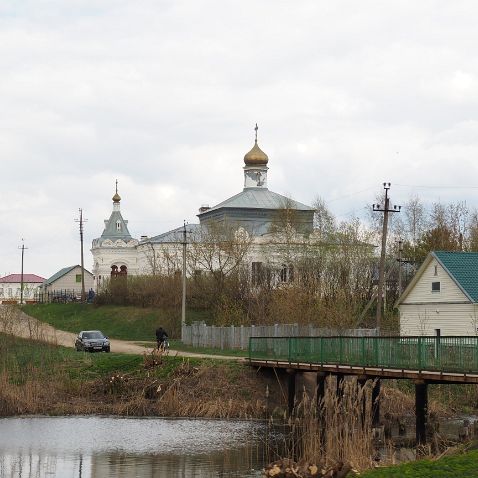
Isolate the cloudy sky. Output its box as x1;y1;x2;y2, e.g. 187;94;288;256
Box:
1;0;478;277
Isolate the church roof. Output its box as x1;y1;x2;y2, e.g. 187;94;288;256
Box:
146;224;202;244
200;188;315;215
99;210;132;242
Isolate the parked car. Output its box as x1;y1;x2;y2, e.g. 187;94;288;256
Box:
75;330;110;352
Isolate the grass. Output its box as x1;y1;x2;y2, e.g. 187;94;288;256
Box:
0;331;209;382
22;303;250;356
22;303;208;341
0;330;263;417
360;449;478;477
169;340;248;357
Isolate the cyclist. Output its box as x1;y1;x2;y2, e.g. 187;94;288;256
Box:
155;326;169;350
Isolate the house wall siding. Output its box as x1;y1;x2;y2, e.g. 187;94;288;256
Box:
399;257;476;336
405;258;468;303
45;267;94;293
400;303;477;335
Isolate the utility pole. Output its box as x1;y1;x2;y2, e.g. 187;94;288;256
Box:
18;239;28;305
373;183;401;330
397;240;403;297
75;209;87;302
181;220;187;328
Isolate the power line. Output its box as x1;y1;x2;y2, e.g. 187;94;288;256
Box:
325;186;377;204
395;183;478;190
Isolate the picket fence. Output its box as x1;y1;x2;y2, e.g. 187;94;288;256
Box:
181;322;378;350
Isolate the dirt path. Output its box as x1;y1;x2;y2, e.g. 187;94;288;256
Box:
4;310;243;361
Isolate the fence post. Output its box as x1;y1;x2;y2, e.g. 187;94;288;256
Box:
240;325;245;350
230;324;234;349
418;336;423;370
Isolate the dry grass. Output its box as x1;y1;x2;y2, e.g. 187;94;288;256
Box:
279;377;375;472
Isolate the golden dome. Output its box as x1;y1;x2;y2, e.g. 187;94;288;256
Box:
244;140;269;166
112;192;121;203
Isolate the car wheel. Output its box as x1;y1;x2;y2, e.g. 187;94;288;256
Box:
104;347;110;353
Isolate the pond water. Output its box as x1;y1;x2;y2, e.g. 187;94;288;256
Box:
0;416;270;478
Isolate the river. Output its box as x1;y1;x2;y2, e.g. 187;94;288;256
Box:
0;416;270;477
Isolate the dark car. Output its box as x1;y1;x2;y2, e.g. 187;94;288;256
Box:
75;330;110;352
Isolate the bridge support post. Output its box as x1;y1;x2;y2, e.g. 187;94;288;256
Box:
286;369;296;417
372;379;381;427
317;372;326;446
415;380;428;445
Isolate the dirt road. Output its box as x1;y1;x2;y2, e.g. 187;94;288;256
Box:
3;310;242;361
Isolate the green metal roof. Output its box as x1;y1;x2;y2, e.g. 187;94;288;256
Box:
44;266;78;285
44;265;92;286
433;251;478;302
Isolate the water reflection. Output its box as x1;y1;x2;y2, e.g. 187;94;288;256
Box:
0;417;267;477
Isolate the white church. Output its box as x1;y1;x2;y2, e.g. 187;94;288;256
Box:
91;132;315;290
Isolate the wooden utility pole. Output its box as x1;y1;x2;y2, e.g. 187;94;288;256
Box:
373;183;401;330
397;240;403;297
75;209;87;302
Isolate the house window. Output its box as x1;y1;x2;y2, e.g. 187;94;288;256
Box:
8;288;12;297
0;288;3;297
432;281;441;292
434;265;438;276
76;274;82;283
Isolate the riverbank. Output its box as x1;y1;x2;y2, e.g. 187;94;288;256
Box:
0;332;270;418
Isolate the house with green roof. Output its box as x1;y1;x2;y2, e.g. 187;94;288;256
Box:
397;251;478;336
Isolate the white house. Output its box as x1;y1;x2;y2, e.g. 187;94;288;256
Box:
43;265;94;297
397;251;478;336
0;274;45;304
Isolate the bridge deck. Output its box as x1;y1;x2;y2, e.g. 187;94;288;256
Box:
249;336;478;384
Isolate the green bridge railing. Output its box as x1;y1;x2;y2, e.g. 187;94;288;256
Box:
248;336;478;374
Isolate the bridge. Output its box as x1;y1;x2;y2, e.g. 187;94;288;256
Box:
248;336;478;445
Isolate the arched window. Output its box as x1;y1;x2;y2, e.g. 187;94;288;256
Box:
116;221;121;231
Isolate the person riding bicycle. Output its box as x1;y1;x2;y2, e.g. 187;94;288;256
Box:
155;326;169;350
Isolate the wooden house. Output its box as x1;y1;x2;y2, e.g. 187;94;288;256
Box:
397;251;478;336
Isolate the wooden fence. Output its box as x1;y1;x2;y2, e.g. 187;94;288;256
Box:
181;322;378;350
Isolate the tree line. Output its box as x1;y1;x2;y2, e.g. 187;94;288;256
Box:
96;194;478;330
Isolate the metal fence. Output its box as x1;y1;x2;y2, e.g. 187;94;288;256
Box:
181;322;378;350
249;336;478;373
34;290;81;304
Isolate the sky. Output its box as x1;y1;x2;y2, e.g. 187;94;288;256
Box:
2;0;478;278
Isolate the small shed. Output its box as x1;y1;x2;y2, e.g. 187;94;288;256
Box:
397;251;478;336
43;265;94;297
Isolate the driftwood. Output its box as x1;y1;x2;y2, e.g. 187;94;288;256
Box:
263;459;353;478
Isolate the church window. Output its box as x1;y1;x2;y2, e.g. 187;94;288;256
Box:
116;221;121;232
252;262;264;285
280;264;294;283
